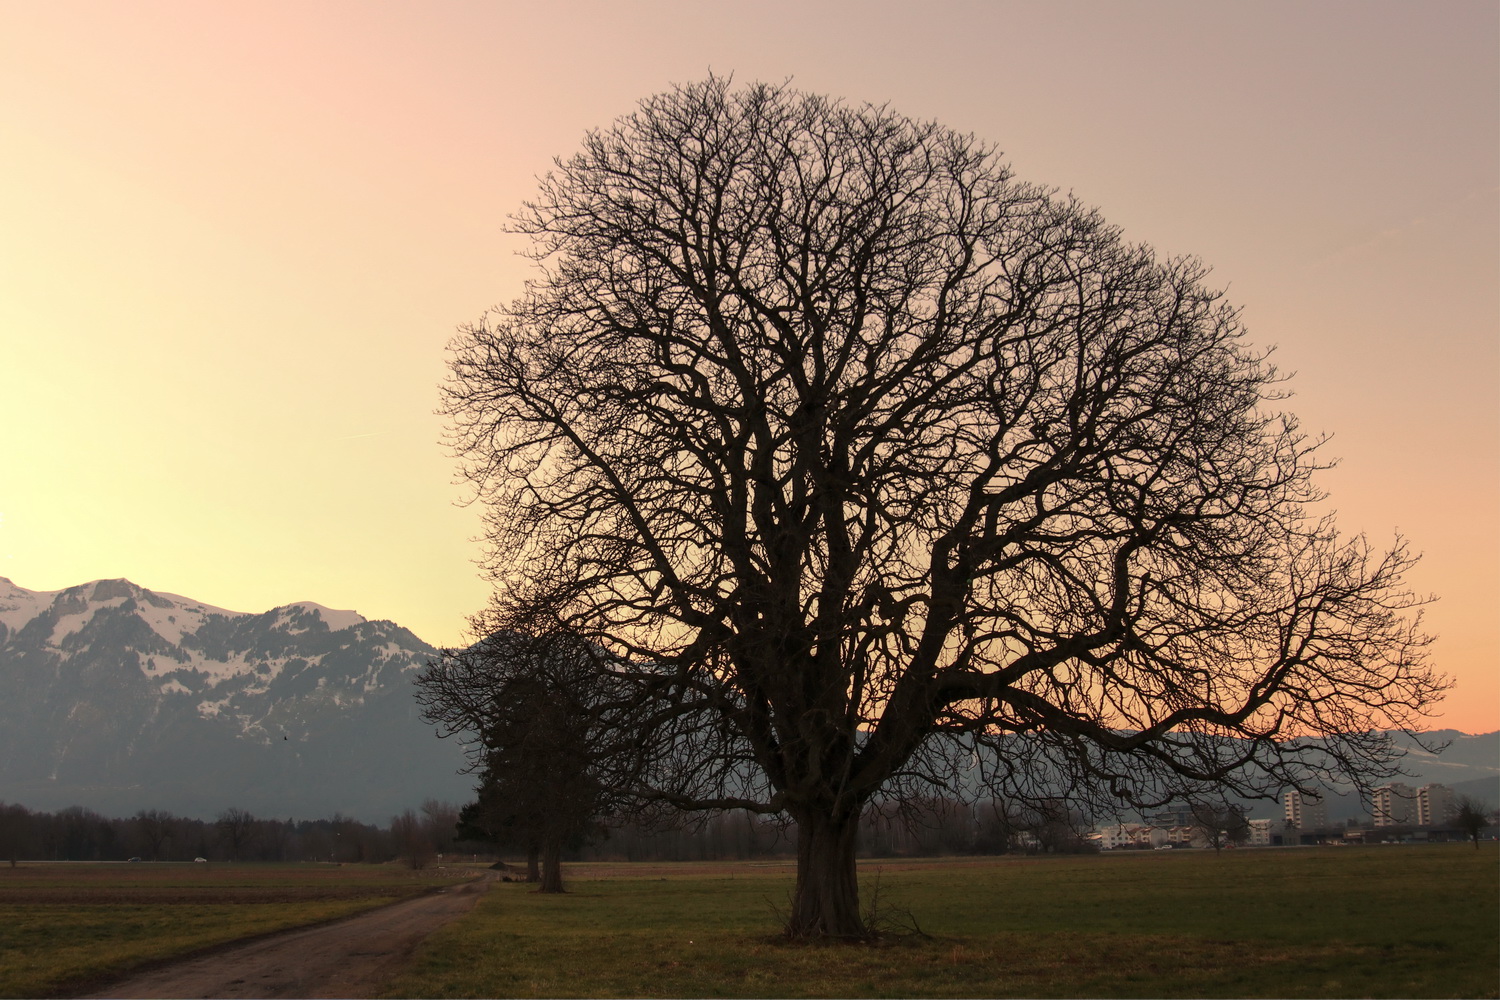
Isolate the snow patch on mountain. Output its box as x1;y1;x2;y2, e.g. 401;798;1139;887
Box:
278;602;366;633
0;577;58;634
50;605;108;644
1;578;251;649
135;592;246;645
158;647;256;684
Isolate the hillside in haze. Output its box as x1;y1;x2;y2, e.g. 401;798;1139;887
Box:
0;578;472;821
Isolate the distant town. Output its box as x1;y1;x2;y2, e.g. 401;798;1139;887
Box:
1093;782;1483;851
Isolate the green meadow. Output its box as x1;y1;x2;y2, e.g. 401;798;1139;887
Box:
1;847;1492;998
0;862;468;998
385;845;1498;999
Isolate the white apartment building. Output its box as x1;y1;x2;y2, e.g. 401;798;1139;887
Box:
1284;790;1329;831
1247;818;1274;846
1165;824;1199;847
1371;782;1418;826
1095;823;1166;850
1417;784;1456;827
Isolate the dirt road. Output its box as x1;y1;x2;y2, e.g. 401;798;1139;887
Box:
81;871;495;999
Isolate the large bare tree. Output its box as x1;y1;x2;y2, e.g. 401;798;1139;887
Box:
441;78;1444;937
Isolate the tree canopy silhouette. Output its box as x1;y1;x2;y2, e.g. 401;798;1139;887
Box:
1452;795;1493;849
441;77;1444;937
416;631;642;892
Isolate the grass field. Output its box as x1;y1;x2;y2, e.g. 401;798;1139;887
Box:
384;845;1498;999
0;862;471;998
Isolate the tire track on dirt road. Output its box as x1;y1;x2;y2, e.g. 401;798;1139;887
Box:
80;870;497;999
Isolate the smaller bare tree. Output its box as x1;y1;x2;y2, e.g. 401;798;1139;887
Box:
417;628;654;893
973;799;1022;855
0;803;32;866
454;797;539;880
215;808;256;861
465;782;548;881
1019;799;1094;854
1452;795;1494;849
133;809;173;861
420;800;461;859
391;809;435;869
1190;801;1250;855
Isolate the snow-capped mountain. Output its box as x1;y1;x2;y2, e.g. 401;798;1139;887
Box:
0;578;472;821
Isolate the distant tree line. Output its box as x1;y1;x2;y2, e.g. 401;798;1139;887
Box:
0;793;1101;866
0;799;468;866
467;795;1098;866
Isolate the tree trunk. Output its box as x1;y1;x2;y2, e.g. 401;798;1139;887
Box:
525;843;540;883
788;809;866;938
538;837;565;893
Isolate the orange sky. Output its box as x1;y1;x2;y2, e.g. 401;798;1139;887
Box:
1;0;1495;733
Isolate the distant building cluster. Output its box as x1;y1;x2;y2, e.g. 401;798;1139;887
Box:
1088;783;1467;851
1090;807;1256;851
1370;782;1456;828
1276;783;1463;845
1283;790;1328;831
1090;815;1276;851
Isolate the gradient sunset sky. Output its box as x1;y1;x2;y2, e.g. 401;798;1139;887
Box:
2;1;1495;733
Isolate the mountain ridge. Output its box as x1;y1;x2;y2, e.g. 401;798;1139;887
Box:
0;577;472;821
